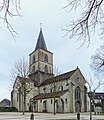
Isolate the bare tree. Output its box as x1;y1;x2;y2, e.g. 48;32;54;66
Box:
86;74;104;120
53;66;62;76
10;58;33;115
16;76;33;115
63;0;104;47
10;58;28;79
90;45;104;77
89;44;104;119
0;0;21;39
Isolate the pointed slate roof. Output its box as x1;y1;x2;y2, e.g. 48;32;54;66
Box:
35;29;47;51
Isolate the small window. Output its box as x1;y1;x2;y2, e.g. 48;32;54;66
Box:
33;66;35;72
44;65;48;73
61;86;63;91
66;80;69;86
44;54;48;62
50;88;52;92
43;87;46;93
33;55;35;63
51;99;52;104
77;77;79;81
40;99;42;103
65;98;67;104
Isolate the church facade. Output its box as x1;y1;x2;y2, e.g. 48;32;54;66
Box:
11;28;88;113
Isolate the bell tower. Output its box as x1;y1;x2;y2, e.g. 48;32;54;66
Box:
29;28;53;84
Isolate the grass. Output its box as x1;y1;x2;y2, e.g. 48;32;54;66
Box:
100;113;104;115
50;118;104;120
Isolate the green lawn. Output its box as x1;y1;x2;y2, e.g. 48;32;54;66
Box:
100;113;104;115
50;119;76;120
50;119;104;120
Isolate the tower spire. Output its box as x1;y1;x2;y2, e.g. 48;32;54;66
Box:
35;26;47;51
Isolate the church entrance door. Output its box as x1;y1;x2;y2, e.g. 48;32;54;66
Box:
75;101;81;112
60;98;64;113
43;100;47;112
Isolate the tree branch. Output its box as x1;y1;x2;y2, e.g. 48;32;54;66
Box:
63;0;104;47
0;0;21;40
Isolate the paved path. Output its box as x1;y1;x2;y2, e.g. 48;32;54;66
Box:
0;112;104;120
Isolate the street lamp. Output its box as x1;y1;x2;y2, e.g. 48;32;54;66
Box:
89;91;93;120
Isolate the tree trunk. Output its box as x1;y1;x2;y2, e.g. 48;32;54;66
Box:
53;97;55;115
90;96;92;120
22;84;25;115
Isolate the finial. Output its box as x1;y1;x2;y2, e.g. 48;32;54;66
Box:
40;22;42;30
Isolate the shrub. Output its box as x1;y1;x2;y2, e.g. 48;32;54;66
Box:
0;107;18;112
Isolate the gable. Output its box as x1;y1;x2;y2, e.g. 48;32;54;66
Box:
70;67;86;86
40;68;77;86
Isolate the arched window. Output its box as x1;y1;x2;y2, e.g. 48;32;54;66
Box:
33;66;35;72
75;86;81;100
44;54;48;62
50;88;52;92
44;65;48;73
33;55;35;63
61;86;63;91
65;98;67;104
43;101;47;112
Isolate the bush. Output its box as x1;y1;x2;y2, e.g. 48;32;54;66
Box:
0;107;18;112
95;102;102;107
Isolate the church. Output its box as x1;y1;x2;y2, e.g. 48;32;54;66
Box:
11;28;88;113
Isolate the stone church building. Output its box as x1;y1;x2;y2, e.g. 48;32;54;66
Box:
11;28;88;113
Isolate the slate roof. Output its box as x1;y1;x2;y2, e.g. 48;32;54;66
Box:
16;68;79;87
40;68;77;86
94;93;104;99
35;29;47;51
34;90;68;100
0;99;11;107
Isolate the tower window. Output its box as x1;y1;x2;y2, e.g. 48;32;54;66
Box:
33;66;35;73
61;86;63;91
40;51;44;61
44;65;48;73
33;55;35;63
77;77;79;81
44;54;48;62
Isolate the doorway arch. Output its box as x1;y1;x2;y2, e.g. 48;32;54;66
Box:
43;100;47;112
60;98;64;113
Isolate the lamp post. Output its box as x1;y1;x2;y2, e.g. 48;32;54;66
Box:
32;98;34;112
89;91;92;120
77;100;81;120
53;81;56;115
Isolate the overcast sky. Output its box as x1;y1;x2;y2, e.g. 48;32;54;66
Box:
0;0;103;101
